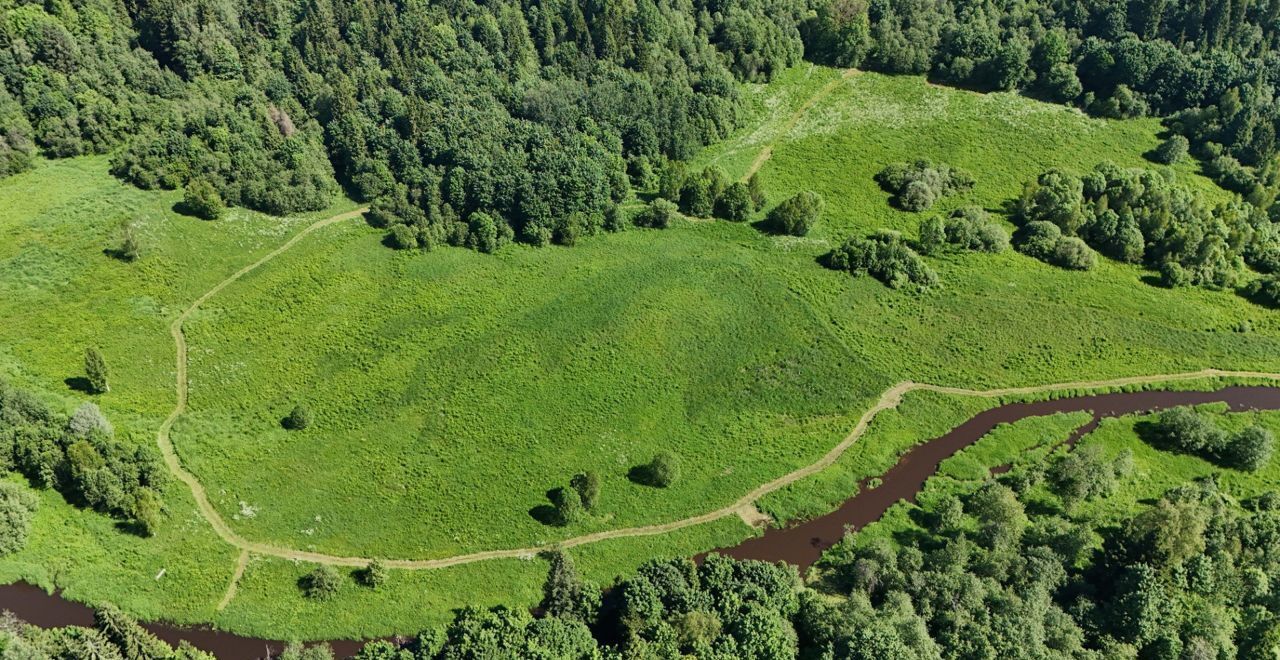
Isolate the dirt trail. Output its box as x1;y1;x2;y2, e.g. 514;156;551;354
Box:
216;550;249;611
741;68;858;182
155;208;1280;572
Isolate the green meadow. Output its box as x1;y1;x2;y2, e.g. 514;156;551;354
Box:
2;66;1280;639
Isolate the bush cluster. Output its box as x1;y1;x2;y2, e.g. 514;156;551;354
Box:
1149;407;1274;471
875;160;974;212
827;230;939;289
917;207;1009;255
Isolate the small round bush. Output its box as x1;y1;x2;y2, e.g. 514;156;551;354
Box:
1152;135;1189;165
1013;221;1062;261
715;182;753;222
571;471;601;511
300;565;341;600
635;199;678;229
358;559;388;589
182;180;225;220
549;485;583;525
768;191;823;236
283;405;312;431
1161;261;1190;288
1225;426;1274;472
646;452;680;488
1051;237;1097;270
899;180;937;212
388;223;418;250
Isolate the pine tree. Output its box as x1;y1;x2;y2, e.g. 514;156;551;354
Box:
85;347;110;394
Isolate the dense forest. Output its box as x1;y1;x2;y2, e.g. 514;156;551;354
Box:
5;0;1280;252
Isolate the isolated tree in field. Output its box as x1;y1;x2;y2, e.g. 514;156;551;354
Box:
182;180;225;220
1152;135;1189;164
358;559;388;589
715;182;752;221
636;452;680;488
549;486;583;525
768;191;823;236
132;487;161;537
0;481;38;555
283;405;312;431
301;565;341;600
84;347;109;394
570;471;600;511
1150;407;1227;454
114;219;141;262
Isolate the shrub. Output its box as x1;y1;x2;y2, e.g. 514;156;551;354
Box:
283;405;312;431
747;173;767;210
1013;221;1062;261
827;231;939;289
917;216;946;256
84;347;110;395
68;402;113;439
1150;407;1227;454
114;220;141;262
1246;275;1280;307
1152;135;1189;164
941;207;1008;253
637;452;680;488
1223;427;1274;472
1050;237;1097;270
549;486;583;525
132;487;162;537
358;559;388;589
634;199;678;229
387;224;419;250
876;160;974;212
715;182;752;221
570;471;600;511
767;191;823;236
182;180;225;220
0;482;38;555
301;565;342;600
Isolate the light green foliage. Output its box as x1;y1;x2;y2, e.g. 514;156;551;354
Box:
767;190;823;235
0;481;38;556
181;181;224;221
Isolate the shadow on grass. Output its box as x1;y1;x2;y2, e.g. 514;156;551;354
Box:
64;377;93;394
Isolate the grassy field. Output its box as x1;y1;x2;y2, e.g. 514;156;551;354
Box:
1;65;1280;640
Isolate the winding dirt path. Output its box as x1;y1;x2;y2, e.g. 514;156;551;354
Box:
741;68;858;182
155;208;1280;572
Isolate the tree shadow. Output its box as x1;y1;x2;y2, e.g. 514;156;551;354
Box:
627;464;663;488
101;247;133;262
529;504;560;526
1239;284;1279;309
64;377;93;394
114;519;150;538
1139;274;1166;288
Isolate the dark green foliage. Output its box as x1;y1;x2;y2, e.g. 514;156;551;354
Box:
548;486;583;526
539;550;600;624
570;472;600;511
635;452;680;488
923;207;1009;254
827;231;938;289
358;560;388;589
94;603;173;660
1047;444;1131;509
875;160;974;212
0;380;163;534
283;405;312;431
181;181;224;221
132;488;162;538
747;172;768;211
1146;407;1273;471
1223;426;1275;472
634;199;679;230
767;190;823;236
84;347;109;395
1152;135;1190;164
1246;275;1280;307
0;481;37;556
715;182;753;222
1051;236;1097;271
1015;163;1270;287
300;565;341;601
